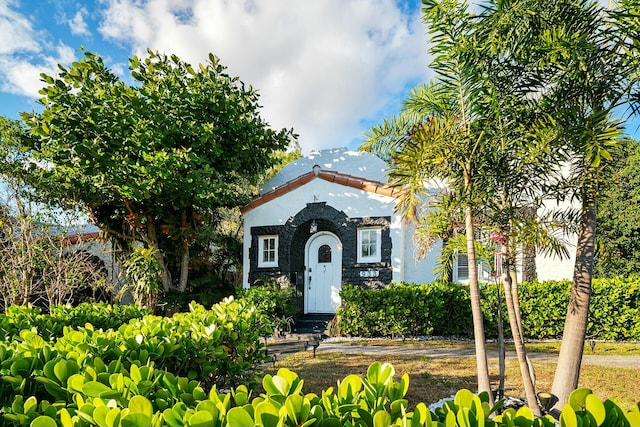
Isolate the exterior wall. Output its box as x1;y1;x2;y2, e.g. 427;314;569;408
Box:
243;178;430;290
516;199;577;282
396;221;440;284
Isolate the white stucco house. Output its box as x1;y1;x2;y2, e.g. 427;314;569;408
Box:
241;148;574;315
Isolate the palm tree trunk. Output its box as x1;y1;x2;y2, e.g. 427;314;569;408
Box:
496;281;506;400
465;205;494;406
550;192;596;416
501;240;541;416
521;243;537;283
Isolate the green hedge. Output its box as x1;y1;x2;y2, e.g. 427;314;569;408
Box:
337;277;640;340
236;282;299;336
337;283;473;338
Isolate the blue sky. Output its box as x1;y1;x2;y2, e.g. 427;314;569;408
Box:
1;1;637;155
0;0;431;154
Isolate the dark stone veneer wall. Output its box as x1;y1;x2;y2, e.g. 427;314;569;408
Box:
248;203;393;306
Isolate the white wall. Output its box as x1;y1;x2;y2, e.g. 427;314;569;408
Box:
243;177;437;287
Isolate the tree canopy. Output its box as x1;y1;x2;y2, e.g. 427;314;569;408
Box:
21;50;296;292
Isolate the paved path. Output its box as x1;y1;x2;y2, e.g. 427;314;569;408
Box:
314;343;640;369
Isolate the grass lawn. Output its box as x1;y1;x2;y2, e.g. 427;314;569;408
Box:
329;338;640;355
264;348;640;411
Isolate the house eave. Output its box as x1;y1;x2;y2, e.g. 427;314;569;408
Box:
240;169;403;214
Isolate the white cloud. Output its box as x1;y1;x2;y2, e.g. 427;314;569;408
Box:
98;0;431;152
68;7;91;36
0;44;77;98
0;0;41;54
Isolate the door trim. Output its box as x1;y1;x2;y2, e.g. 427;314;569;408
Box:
304;231;342;314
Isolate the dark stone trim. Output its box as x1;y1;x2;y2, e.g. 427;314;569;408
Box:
247;203;394;309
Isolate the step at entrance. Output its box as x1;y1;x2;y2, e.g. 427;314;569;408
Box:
294;314;334;335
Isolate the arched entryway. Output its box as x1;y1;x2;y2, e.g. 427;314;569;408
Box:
305;231;342;314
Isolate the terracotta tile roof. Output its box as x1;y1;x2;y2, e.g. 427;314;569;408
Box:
241;169;403;214
62;231;101;245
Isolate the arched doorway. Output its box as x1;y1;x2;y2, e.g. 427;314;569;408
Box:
305;231;342;313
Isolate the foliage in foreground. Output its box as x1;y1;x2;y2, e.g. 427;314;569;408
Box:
0;299;270;414
336;278;640;340
0;303;150;341
2;360;639;427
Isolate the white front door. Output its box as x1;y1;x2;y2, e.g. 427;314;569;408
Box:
305;232;342;314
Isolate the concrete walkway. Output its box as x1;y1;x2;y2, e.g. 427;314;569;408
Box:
314;342;640;369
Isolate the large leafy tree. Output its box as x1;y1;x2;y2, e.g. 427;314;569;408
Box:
22;50;295;293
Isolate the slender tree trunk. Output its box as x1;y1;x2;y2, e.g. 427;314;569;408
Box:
178;210;190;293
146;216;172;291
501;240;541;416
465;205;494;407
521;243;537;283
521;206;538;283
550;193;596;416
496;281;505;401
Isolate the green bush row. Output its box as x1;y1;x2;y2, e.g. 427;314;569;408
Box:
0;303;151;341
2;360;639;427
0;298;270;413
336;277;640;340
337;283;473;338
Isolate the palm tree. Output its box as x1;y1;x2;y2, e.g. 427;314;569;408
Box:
491;0;640;412
365;0;604;413
363;0;502;402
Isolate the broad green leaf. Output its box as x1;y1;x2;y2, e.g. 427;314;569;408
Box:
187;410;214;427
163;408;184;427
128;395;153;416
585;394;606;426
82;381;112;397
411;402;432;427
457;407;472;427
569;388;592;412
373;410;392;427
29;416;57;427
121;413;152;427
338;375;363;400
514;405;534;427
93;405;110;427
455;389;475;409
560;404;578;427
367;362;395;387
24;396;38;414
254;400;280;427
226;407;254;427
130;364;141;383
59;408;74;427
195;400;219;419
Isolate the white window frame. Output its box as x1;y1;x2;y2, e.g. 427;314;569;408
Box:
357;228;382;263
453;252;469;283
258;235;278;268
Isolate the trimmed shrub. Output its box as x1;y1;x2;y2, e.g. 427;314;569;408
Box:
337;283;473;338
337;278;640;340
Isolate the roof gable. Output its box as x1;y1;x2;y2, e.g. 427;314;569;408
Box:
241;168;402;214
260;147;388;195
